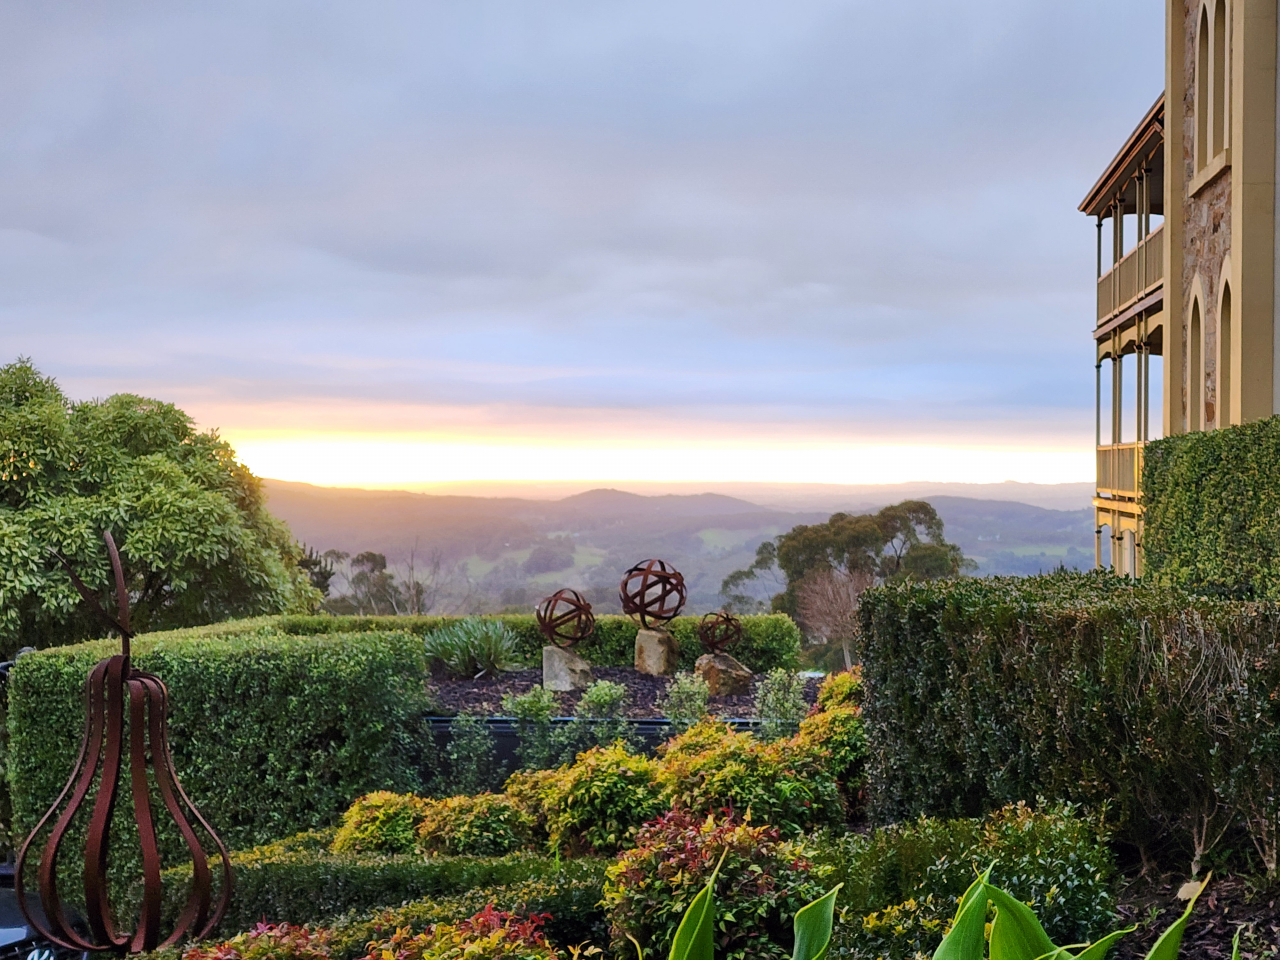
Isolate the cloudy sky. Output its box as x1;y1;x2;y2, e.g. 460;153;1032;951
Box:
0;1;1163;487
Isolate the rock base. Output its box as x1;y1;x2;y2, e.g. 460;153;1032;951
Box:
695;652;753;696
634;628;680;676
542;645;593;692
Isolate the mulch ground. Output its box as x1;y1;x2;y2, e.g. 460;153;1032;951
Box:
425;666;820;719
1113;874;1279;960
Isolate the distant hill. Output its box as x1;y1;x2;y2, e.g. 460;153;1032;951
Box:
264;480;1097;613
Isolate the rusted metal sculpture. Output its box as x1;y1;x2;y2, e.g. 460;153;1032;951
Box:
619;559;687;628
697;611;743;655
17;531;232;954
535;589;596;648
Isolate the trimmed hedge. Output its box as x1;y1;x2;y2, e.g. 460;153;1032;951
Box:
9;626;433;863
273;612;802;673
155;829;567;937
1144;416;1280;597
858;571;1280;873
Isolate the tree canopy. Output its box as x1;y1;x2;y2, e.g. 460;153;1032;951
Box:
0;359;320;655
720;500;971;616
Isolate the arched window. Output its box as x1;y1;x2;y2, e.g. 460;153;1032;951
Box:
1213;0;1228;156
1197;6;1211;169
1219;282;1232;426
1190;299;1203;431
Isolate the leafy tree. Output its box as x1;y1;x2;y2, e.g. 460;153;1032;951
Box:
721;500;971;616
0;358;320;655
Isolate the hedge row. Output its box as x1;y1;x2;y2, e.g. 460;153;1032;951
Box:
151;829;580;937
858;571;1280;873
1143;415;1280;597
273;612;802;673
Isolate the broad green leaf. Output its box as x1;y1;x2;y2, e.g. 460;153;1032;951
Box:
933;876;991;960
1230;927;1240;960
1068;925;1135;960
988;885;1057;960
792;884;843;960
1144;876;1208;960
669;851;727;960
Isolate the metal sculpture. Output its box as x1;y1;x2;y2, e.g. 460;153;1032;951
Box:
697;611;743;655
535;589;596;648
17;531;232;954
619;559;687;628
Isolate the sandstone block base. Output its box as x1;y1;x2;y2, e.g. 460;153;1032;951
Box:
634;628;679;676
695;652;753;696
543;645;593;692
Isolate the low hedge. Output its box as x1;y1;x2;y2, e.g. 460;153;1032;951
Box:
1143;415;1280;597
155;829;566;937
274;612;802;673
858;570;1280;873
9;626;433;868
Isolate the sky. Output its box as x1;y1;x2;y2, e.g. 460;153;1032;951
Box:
0;1;1164;487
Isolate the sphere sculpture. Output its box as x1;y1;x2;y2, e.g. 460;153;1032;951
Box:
698;611;743;655
17;531;231;953
619;559;687;628
536;588;596;648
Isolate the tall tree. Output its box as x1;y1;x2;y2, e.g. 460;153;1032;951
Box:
0;359;320;655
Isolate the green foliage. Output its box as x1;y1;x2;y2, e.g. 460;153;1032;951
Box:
553;679;635;761
417;794;535;857
502;687;560;771
182;923;334;960
819;802;1116;960
0;358;319;657
157;829;560;938
332;791;428;855
795;707;865;801
656;721;843;836
753;670;808;741
272;612;802;673
426;618;524;679
326;859;610;960
1143;416;1280;597
603;809;830;960
815;669;862;711
657;672;710;734
9;628;432;865
536;743;665;855
356;906;560;960
447;713;505;795
721;501;969;616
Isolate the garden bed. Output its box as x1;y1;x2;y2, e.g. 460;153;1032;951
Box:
1113;875;1279;960
426;666;821;718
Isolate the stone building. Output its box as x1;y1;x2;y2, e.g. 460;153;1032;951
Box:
1081;0;1278;575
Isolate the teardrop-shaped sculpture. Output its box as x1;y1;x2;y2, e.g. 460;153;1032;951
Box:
16;531;232;953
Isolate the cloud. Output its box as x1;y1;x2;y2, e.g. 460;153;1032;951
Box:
0;0;1164;481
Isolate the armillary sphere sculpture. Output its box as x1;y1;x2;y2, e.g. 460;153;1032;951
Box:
698;611;743;655
619;559;687;628
535;589;596;648
16;531;232;954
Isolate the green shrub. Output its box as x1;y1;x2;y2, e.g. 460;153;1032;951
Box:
816;668;862;711
656;672;709;733
656;721;843;836
502;688;559;771
417;794;534;857
9;628;432;869
332;791;429;855
182;922;333;960
552;680;633;761
446;713;504;795
327;859;610;960
795;706;865;800
858;570;1280;874
603;809;829;960
819;802;1117;960
538;743;664;855
753;669;808;740
425;619;523;678
1143;415;1280;597
356;906;560;960
156;831;563;937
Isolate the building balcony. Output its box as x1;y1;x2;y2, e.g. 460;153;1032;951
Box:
1097;225;1163;324
1096;442;1143;499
